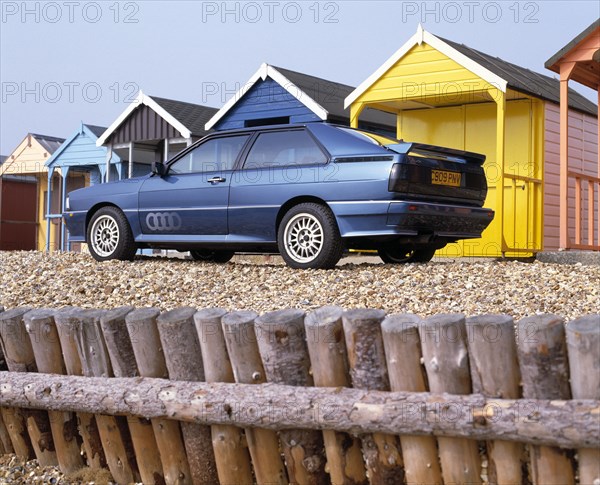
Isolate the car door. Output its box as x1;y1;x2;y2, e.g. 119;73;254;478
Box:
138;134;250;236
229;128;329;241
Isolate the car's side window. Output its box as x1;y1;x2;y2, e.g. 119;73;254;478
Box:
243;130;327;169
169;135;250;175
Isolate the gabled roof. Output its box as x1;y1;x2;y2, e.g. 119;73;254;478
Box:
151;97;218;137
345;25;507;109
545;19;600;70
205;63;395;130
30;133;65;154
443;37;597;116
273;66;396;126
85;124;108;138
96;91;218;146
345;25;597;117
46;123;120;168
1;133;66;176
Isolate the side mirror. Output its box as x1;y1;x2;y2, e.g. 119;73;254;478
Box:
152;161;167;177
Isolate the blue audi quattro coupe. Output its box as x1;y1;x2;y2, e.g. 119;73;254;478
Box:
64;123;494;269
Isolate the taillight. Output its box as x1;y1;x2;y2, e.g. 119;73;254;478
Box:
388;163;410;193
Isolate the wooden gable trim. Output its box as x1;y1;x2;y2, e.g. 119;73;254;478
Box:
96;91;192;147
205;63;329;130
344;24;508;109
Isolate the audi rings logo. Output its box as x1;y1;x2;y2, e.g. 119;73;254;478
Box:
146;212;182;232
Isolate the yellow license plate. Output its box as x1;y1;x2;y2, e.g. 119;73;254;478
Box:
431;169;461;187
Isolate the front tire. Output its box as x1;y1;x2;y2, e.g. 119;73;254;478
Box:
87;206;137;262
378;245;436;264
278;203;343;269
190;249;235;263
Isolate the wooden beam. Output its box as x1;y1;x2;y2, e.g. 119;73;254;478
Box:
349;103;365;129
1;373;598;450
128;142;134;179
559;63;577;250
492;89;507;255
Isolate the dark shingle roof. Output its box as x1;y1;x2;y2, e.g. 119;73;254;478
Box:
31;133;65;154
151;96;219;136
545;20;600;70
273;66;396;127
84;124;107;138
441;37;597;116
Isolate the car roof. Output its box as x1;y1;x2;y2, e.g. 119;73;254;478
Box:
197;123;395;158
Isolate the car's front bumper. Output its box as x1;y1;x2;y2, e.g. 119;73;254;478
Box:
63;211;86;242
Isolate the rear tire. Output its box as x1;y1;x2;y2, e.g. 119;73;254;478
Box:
378;245;436;264
190;249;235;263
278;203;343;269
87;206;137;262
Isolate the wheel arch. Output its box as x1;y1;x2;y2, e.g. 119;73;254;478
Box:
85;202;122;235
275;196;333;233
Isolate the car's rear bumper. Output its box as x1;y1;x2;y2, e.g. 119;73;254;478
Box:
330;200;493;239
386;201;494;238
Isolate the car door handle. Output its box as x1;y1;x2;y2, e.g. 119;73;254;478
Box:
208;177;226;184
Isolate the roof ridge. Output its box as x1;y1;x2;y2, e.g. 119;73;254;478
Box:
30;133;66;141
272;65;356;90
149;94;218;109
439;36;596;114
443;37;570;87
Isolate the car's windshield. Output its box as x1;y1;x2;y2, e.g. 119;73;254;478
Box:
337;127;399;147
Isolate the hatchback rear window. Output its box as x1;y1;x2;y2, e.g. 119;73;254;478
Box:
337;127;399;146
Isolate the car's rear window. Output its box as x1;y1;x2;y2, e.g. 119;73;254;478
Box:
337;127;398;146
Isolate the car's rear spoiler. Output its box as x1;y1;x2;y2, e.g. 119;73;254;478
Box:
386;142;486;165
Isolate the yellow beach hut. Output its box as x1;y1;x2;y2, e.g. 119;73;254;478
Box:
345;25;598;257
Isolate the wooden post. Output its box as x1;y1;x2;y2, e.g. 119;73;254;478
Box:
349;102;365;129
101;307;164;484
194;308;253;485
0;307;32;460
381;313;443;485
517;314;574;485
304;306;367;485
71;308;140;484
221;310;288;485
0;307;57;466
0;305;3;368
255;309;327;485
157;307;218;485
342;309;404;485
0;306;13;456
559;64;576;249
0;411;14;455
494;88;507;254
466;314;523;485
125;308;192;485
23;309;84;474
420;313;481;485
54;307;106;470
566;315;600;485
0;407;31;460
